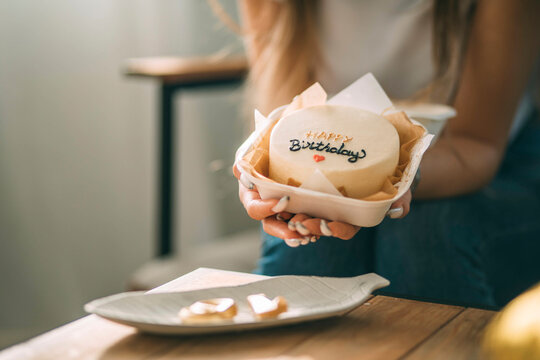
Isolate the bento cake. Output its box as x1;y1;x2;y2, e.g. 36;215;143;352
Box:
269;105;400;198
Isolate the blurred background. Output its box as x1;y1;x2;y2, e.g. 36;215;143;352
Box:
0;0;259;349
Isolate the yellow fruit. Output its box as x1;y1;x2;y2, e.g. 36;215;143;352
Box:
482;283;540;360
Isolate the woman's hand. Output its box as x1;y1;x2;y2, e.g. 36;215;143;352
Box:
234;165;412;247
386;189;412;219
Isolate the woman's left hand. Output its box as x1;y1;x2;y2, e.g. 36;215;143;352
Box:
385;189;412;219
263;189;412;247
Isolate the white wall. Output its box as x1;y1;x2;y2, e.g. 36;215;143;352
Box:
0;0;253;348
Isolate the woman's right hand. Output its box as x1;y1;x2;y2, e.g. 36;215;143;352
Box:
233;165;360;247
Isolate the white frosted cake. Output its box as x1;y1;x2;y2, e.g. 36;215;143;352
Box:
269;105;400;198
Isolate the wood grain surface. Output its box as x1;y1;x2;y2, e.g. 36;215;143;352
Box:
404;307;495;360
124;56;247;84
281;296;463;360
0;268;496;360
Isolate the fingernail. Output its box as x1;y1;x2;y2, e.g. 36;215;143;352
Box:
288;221;297;231
239;173;254;190
300;237;310;245
296;222;310;236
276;213;284;221
310;236;318;243
387;207;404;219
285;238;301;248
271;196;289;213
320;219;333;236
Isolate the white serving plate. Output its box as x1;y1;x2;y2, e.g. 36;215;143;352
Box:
85;273;389;335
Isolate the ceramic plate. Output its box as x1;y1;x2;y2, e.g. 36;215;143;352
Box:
84;273;389;335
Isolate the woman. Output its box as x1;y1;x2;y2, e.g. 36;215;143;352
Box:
229;0;540;307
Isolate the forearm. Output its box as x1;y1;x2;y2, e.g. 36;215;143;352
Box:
414;0;540;200
414;135;503;199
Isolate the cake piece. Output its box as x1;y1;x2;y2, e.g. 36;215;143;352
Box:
247;294;288;320
269;105;400;198
179;298;237;324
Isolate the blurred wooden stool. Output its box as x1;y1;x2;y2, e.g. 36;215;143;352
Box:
124;55;248;257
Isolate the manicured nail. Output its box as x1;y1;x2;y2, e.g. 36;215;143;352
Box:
300;237;310;245
387;207;404;219
276;213;284;221
320;220;333;236
310;236;318;243
288;221;297;231
296;222;310;236
239;173;254;190
271;196;289;213
285;238;301;248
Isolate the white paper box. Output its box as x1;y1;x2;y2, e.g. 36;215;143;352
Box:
235;74;434;227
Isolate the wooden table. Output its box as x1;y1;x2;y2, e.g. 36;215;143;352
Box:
0;268;496;360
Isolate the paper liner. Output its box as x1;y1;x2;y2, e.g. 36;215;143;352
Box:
362;111;426;201
235;73;434;226
299;169;344;197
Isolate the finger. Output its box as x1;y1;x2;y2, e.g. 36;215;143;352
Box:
232;164;241;179
287;213;310;232
289;214;312;235
301;218;325;236
399;198;410;217
262;217;300;240
240;187;289;221
239;173;254;190
239;185;276;220
276;212;293;221
284;238;304;247
392;189;411;209
403;202;410;217
289;213;311;223
327;221;360;240
299;234;318;246
386;207;403;219
387;189;411;219
399;190;412;217
262;218;304;248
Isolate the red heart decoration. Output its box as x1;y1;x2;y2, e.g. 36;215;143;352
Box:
313;154;326;162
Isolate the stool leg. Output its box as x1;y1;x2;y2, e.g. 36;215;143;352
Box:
158;83;177;257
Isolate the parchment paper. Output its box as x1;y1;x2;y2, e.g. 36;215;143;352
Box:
240;73;433;201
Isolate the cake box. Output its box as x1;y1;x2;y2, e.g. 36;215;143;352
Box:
235;73;434;227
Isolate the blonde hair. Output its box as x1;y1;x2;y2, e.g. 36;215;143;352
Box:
248;0;320;115
209;0;476;113
427;0;477;103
